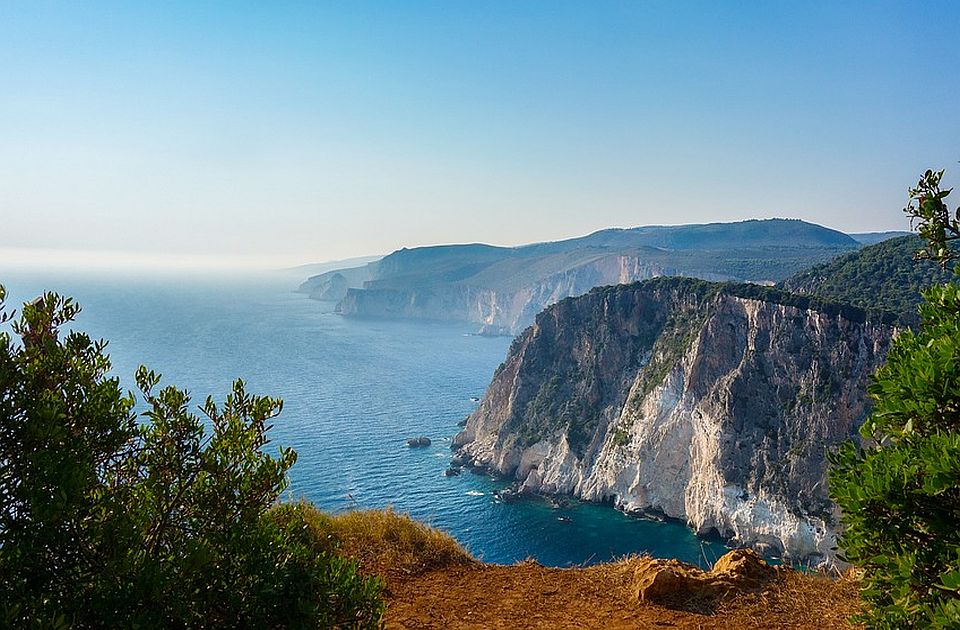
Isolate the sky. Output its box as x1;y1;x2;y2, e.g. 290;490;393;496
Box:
1;1;959;269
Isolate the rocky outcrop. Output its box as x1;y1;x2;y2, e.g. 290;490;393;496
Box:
452;277;896;563
634;548;776;610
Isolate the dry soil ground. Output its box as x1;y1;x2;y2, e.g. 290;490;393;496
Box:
383;559;862;630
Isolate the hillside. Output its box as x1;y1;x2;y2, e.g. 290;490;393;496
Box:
542;218;857;251
779;235;952;326
300;219;860;334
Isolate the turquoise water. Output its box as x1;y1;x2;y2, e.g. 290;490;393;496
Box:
0;269;728;567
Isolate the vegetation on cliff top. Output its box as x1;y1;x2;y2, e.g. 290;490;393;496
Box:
590;275;900;325
269;504;474;585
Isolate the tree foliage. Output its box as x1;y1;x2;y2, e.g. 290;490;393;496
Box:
907;169;960;268
0;288;383;628
830;168;960;628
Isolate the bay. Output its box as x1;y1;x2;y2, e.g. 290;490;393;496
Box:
0;268;728;567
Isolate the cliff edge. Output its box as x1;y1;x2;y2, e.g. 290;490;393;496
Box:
452;277;896;563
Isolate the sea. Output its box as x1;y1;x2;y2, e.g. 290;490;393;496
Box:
0;268;728;567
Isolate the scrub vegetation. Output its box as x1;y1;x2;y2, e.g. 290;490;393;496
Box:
0;289;383;628
830;168;960;628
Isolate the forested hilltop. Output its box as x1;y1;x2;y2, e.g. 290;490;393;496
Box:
779;235;952;326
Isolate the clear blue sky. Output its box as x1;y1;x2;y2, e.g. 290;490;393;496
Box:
1;1;958;268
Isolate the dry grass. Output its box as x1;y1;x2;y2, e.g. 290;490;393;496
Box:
324;508;475;582
669;562;864;629
268;504;864;628
268;502;474;585
705;567;864;629
385;558;864;629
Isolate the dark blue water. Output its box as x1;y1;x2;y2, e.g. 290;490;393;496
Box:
0;269;728;567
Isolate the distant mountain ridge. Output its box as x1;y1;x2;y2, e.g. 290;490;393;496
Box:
538;219;857;251
298;219;891;334
284;255;382;277
848;231;912;245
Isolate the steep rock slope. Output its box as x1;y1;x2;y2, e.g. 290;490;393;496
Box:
452;278;895;562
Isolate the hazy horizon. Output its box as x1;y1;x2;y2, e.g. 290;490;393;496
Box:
2;2;958;270
0;217;913;272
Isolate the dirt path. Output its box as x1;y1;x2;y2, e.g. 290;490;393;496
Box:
384;561;862;630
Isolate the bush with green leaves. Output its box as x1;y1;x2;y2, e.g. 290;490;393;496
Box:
830;169;960;628
0;288;383;628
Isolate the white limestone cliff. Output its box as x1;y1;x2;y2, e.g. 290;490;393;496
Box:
452;278;895;563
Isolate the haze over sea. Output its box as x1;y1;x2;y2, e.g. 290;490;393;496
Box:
1;268;727;567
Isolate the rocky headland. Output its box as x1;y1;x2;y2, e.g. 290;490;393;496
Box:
452;277;897;563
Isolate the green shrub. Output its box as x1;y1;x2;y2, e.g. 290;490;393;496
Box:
830;169;960;628
0;288;383;628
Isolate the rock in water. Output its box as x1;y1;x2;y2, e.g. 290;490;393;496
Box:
407;436;431;447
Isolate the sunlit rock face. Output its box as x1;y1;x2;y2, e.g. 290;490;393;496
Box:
335;253;669;334
453;277;895;564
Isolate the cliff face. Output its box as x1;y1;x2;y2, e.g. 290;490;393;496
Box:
336;284;504;327
298;264;374;302
337;253;671;334
452;278;895;562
